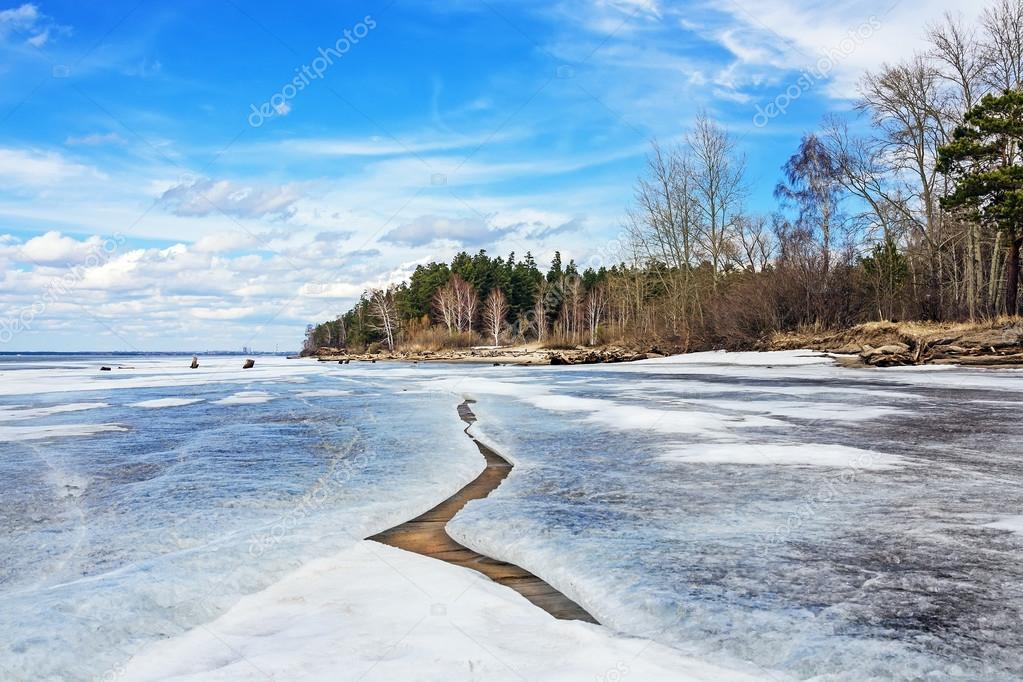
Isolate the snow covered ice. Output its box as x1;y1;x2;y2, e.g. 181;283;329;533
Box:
2;352;1022;680
433;352;1023;680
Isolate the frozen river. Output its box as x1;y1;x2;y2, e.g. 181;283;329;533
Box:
1;352;1021;680
440;353;1023;679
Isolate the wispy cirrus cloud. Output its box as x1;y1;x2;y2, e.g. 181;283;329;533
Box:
0;147;105;186
65;132;127;146
158;178;304;220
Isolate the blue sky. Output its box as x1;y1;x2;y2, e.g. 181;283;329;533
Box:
0;0;978;351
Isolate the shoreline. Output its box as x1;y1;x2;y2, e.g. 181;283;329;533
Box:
309;344;665;366
305;319;1023;368
368;400;597;623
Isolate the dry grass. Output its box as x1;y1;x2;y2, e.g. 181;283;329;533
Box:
769;317;1023;352
399;328;479;352
540;334;584;350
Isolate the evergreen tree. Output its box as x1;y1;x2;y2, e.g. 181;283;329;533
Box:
400;262;451;320
546;251;563;283
938;89;1023;314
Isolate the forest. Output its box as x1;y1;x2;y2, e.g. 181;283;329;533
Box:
304;0;1023;355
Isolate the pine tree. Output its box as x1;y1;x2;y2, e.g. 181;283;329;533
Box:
938;89;1023;314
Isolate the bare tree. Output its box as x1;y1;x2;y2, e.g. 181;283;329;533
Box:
531;278;551;343
481;288;509;346
734;215;774;272
836;56;951;317
928;12;986;112
336;315;347;348
562;276;584;341
981;0;1023;91
368;288;399;351
585;284;607;346
858;59;947;250
432;281;458;334
449;274;477;333
688;114;747;291
775;134;843;275
627;141;703;335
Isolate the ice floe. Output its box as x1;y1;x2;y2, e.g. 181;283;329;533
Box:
659;443;911;469
213;391;274;405
0;402;109;421
0;423;127;441
129;398;204;409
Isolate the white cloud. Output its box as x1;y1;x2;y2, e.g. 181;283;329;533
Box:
299;281;365;298
382;214;513;247
0;147;104;186
243;130;523;159
159;178;303;220
709;0;985;98
0;3;69;47
0;3;40;33
527;216;586;240
65;132;126;146
19;231;104;265
25;26;46;46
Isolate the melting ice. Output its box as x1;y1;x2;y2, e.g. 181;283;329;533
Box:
2;352;1022;680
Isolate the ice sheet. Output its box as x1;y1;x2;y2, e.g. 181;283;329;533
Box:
6;352;1023;681
985;516;1023;534
431;354;1023;680
638;349;836;366
121;542;765;682
0;402;109;421
130;398;205;408
213;391;275;405
0;423;128;441
292;389;353;397
0;357;485;681
659;443;911;469
0;356;326;397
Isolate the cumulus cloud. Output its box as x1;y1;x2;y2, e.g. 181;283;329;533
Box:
19;231;106;266
191;231;258;254
0;227;420;350
299;281;364;298
0;3;40;36
159;178;303;220
0;3;69;47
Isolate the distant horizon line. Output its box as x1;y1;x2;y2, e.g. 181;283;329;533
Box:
0;350;296;356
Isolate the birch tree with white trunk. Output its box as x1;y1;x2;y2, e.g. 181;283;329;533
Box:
482;288;509;346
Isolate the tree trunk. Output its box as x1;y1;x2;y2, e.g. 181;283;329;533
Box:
989;231;1004;313
1006;229;1022;316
